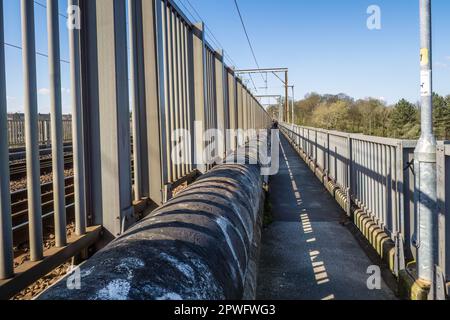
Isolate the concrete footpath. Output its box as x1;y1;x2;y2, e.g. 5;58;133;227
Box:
256;136;396;300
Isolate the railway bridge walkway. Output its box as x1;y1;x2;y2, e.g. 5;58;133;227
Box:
0;0;449;301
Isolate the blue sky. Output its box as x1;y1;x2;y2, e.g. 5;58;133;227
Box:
3;0;450;113
174;0;450;105
4;0;70;113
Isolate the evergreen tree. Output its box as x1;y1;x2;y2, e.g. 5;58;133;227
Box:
433;93;450;139
389;99;418;138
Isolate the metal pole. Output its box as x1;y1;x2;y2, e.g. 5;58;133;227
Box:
290;85;295;125
0;0;14;279
69;0;86;236
21;0;43;261
415;0;437;293
285;71;289;123
47;0;67;247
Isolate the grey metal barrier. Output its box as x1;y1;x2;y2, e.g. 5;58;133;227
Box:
280;123;418;268
0;0;272;298
437;144;450;288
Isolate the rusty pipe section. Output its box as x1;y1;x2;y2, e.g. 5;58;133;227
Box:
39;138;269;300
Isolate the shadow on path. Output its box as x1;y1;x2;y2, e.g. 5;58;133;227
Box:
256;135;397;300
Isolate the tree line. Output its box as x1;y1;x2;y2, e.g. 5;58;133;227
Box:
268;92;450;140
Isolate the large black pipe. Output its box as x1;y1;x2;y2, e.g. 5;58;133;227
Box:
39;151;266;300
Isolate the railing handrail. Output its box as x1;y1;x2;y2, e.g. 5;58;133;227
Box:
281;123;418;147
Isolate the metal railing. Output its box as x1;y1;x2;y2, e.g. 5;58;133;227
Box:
7;119;72;147
281;123;450;288
437;144;450;287
0;0;272;298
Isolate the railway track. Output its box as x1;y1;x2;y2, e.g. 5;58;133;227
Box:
11;177;75;248
9;144;73;162
9;154;74;181
8;146;136;248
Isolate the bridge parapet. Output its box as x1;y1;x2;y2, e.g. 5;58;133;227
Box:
280;123;450;300
0;0;272;298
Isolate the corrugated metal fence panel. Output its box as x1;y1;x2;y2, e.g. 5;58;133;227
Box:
204;46;217;168
1;0;273;293
160;0;195;184
227;69;237;152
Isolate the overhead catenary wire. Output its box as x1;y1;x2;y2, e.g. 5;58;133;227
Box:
233;0;265;84
4;0;70;64
34;0;69;19
178;0;258;92
178;0;238;69
3;42;70;64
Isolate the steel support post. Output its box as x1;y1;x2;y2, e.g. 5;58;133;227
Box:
285;71;289;123
48;0;67;247
227;70;237;153
347;135;353;217
291;86;295;125
215;50;226;160
414;0;438;296
142;0;164;205
21;0;43;261
436;145;449;299
0;0;13;280
129;0;150;202
69;0;87;236
192;22;207;173
93;0;133;237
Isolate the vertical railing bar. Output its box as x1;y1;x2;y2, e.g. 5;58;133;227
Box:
172;11;180;180
171;10;179;180
69;0;86;235
167;7;175;181
370;142;375;215
375;143;379;221
213;53;218;155
21;0;43;261
180;22;189;174
379;144;383;224
363;141;367;211
396;143;406;243
367;142;372;214
186;23;194;172
375;143;379;220
205;51;210;164
371;142;375;215
373;142;376;217
358;140;362;204
379;143;384;225
14;120;17;146
157;0;170;189
0;0;14;279
175;16;185;178
129;0;143;202
392;146;398;234
210;52;214;161
162;3;172;185
382;144;388;229
363;141;367;210
47;0;67;247
204;51;210;163
390;146;397;234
